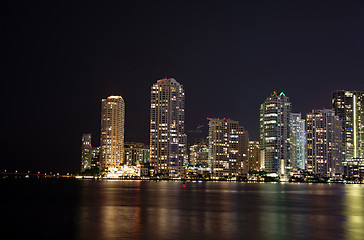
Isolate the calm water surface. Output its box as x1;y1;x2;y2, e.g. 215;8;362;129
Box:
2;180;364;240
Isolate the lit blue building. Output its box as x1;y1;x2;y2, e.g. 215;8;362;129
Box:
290;113;306;170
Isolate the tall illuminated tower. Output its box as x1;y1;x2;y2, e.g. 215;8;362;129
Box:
100;96;125;171
290;113;306;170
260;91;291;176
150;78;185;177
332;90;364;177
306;109;342;177
208;118;249;178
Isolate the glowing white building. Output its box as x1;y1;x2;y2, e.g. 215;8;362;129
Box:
149;78;185;177
260;91;291;176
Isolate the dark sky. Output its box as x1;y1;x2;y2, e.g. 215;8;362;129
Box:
3;0;364;173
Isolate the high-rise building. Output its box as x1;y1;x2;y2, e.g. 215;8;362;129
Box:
124;142;150;166
183;134;188;167
306;109;342;177
247;141;261;172
290;113;306;170
81;133;92;172
91;146;101;170
149;78;185;177
100;96;125;171
208;118;249;178
260;91;291;176
332;90;364;177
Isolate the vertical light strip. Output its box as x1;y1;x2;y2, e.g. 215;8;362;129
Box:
353;94;357;158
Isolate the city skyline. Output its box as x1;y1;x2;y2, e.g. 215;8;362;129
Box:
3;2;364;240
4;84;364;174
3;1;363;173
80;87;363;179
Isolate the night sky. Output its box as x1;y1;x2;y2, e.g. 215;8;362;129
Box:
3;0;364;173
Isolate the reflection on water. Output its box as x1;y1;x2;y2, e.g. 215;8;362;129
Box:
2;181;363;240
77;181;144;239
344;186;364;240
73;181;364;240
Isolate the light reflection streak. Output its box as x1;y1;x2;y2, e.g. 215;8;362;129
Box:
74;181;364;240
344;186;364;240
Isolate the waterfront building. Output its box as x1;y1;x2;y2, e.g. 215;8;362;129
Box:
306;109;342;177
105;165;149;178
259;91;291;176
124;142;150;166
208;118;249;178
332;90;364;178
183;134;188;167
290;113;306;170
189;139;209;167
91;146;101;170
149;78;185;177
247;141;261;172
185;166;211;179
81;133;92;172
343;158;364;178
100;96;125;171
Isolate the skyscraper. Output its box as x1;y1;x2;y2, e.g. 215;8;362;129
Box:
260;91;291;176
183;134;188;167
332;90;364;177
247;141;261;172
306;109;342;177
290;113;306;170
90;146;101;170
81;133;92;172
150;78;185;177
208;118;249;178
100;96;125;171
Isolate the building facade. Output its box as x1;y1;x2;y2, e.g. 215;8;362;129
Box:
149;78;185;177
332;90;364;178
100;96;125;171
183;134;188;167
290;113;306;170
208;118;249;178
189;139;209;168
260;91;291;176
81;133;92;172
91;146;101;170
124;142;150;166
247;141;261;172
306;109;342;177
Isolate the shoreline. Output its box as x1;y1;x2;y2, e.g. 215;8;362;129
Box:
1;174;363;184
